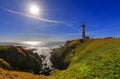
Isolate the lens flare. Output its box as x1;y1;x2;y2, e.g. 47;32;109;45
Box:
30;5;39;15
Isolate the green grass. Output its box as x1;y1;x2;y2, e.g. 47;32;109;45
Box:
52;38;120;79
0;46;8;50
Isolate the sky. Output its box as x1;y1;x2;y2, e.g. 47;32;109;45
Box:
0;0;120;42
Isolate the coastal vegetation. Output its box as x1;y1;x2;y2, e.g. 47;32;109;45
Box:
0;38;120;79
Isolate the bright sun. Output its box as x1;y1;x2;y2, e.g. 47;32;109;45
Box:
30;5;39;15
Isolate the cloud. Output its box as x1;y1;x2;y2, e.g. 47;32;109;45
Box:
0;7;80;31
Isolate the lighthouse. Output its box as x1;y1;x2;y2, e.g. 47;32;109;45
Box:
81;22;86;39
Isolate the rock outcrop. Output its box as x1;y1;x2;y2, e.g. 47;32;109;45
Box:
0;46;42;74
50;40;82;70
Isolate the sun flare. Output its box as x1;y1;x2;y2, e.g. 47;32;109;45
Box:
30;5;39;15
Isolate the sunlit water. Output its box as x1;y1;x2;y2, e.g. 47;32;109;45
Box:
21;41;65;71
0;41;65;72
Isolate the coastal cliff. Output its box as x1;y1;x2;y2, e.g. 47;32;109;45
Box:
51;38;120;79
50;39;83;70
0;38;120;79
0;46;42;74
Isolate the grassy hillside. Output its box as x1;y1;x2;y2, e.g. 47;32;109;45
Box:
51;38;120;79
0;68;48;79
0;38;120;79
